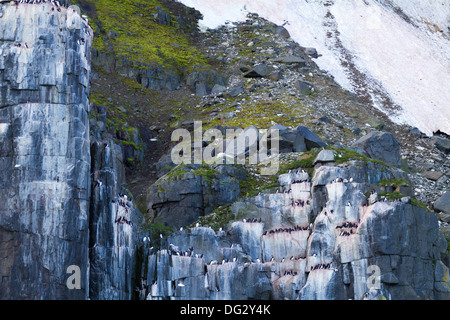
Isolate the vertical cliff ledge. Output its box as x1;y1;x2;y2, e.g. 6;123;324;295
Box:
0;2;92;299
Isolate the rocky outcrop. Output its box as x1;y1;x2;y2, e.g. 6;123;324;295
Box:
0;2;92;299
352;131;401;167
146;164;245;229
143;156;450;300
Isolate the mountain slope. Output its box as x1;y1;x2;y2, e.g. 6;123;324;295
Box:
179;0;450;136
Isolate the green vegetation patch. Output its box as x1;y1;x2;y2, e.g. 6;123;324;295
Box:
84;0;208;69
328;146;392;168
377;178;411;188
378;192;405;201
187;203;234;231
410;198;431;211
378;192;431;211
277;149;319;177
141;221;174;242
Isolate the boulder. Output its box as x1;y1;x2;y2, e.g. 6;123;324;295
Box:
211;84;226;95
294;80;314;95
304;47;319;58
272;56;306;66
195;82;208;96
313;149;335;167
434;192;450;214
351;131;401;167
263;124;303;153
228;86;244;97
274;25;290;38
146;164;245;229
423;171;444;181
431;136;450;154
295;126;327;150
243;64;272;78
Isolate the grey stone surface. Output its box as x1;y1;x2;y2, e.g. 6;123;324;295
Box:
146;164;245;229
243;64;272;78
431;136;450;154
274;25;290;39
211;84;226;95
294;80;314;95
144;161;450;300
295;125;327;149
304;47;319;58
352;131;401;167
434;192;450;214
313;149;335;165
88;124;140;299
272;55;306;65
0;3;92;299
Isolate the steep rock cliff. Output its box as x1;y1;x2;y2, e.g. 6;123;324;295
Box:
89;105;141;300
0;2;92;299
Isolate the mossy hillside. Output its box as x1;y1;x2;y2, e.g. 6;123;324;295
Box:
201;87;317;132
76;0;208;71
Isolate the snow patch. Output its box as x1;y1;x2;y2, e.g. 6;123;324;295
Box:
180;0;450;136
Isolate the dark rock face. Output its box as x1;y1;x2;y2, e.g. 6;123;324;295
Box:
295;126;327;150
88;128;140;299
0;3;92;299
186;68;228;96
352;131;401;167
304;47;319;59
274;25;290;39
146;164;245;229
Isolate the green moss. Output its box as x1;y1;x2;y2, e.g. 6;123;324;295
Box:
163;165;188;181
277;149;319;177
377;179;411;188
378;192;431;211
116;139;143;151
187;203;234;231
192;166;219;180
141;222;174;239
238;167;274;198
331;147;366;164
86;0;208;70
378;192;404;201
411;198;431;211
329;146;392;168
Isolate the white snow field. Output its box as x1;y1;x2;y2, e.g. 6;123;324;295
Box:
179;0;450;136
